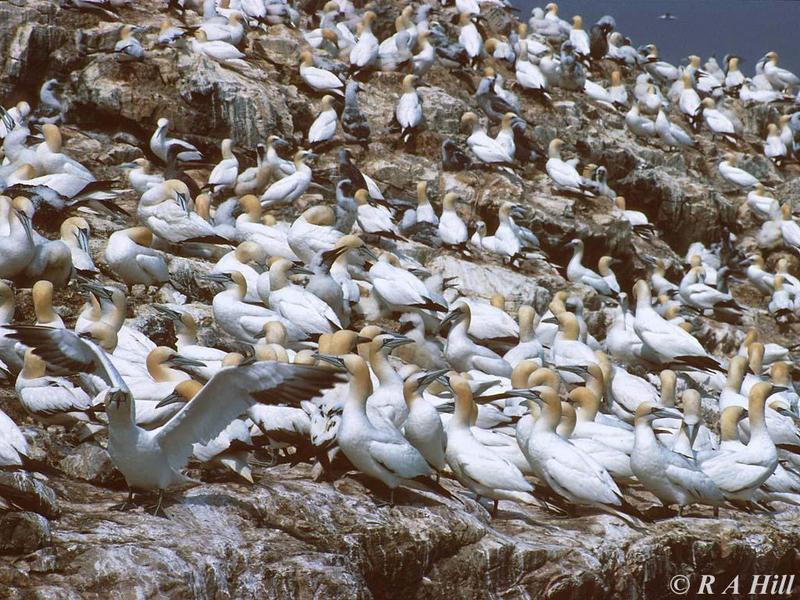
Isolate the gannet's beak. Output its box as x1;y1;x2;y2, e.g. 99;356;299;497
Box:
419;368;449;388
77;227;91;253
313;353;346;370
153;304;183;322
14;209;33;243
199;272;233;284
81;282;114;301
290;264;314;276
540;316;559;324
556;364;589;378
381;335;413;350
684;421;699;446
156;391;186;409
439;309;462;330
652;407;682;420
176;191;190;215
775;406;799;419
167;354;206;369
359;246;378;261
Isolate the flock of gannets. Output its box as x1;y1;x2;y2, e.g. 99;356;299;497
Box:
1;0;800;524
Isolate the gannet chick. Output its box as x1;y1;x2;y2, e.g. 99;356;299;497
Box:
59;216;97;276
336;354;451;504
308;95;338;145
149;117;202;163
299;50;344;96
446;374;535;514
341;82;371;143
437;192;467;247
631;402;725;514
260;150;314;208
440;303;512;377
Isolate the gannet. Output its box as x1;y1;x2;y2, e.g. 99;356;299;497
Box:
515;41;548;95
625;102;656;139
114;25;144;61
394;74;424;146
642;45;679;82
153;306;225;376
633;280;721;371
546;139;591;193
413;180;437;226
557;41;586;90
457;12;482;67
763;52;800;91
764;123;788;164
655;109;695;149
233;195;296;259
461;294;519;348
287;205;342;264
266;258;342;338
34;125;93;179
461;112;514;167
437;192;467;247
441;303;512;377
349;11;378;72
260;150;314;208
630;403;725;514
57;216;96;276
211;241;265;303
446;374;535;514
104;227;170;290
205;138;238;193
0;407;33;469
122;158;164;194
702;98;739;144
566;239;614;295
568;15;589;57
308;95;337;145
0;196;35;279
190;29;246;63
335;354;449;504
299;50;344;96
149;118;202;163
138;180;224;244
369;253;447;314
10;324;340;513
699;383;779;502
233;143;268;196
403;370;447;473
746;184;779;220
524;387;634;519
199;11;244;44
15;349;95;425
719;153;760;189
205;271;295;344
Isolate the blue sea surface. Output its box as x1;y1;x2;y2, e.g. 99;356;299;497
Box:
513;0;800;74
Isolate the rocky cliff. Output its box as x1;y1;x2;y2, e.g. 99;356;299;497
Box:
2;1;800;599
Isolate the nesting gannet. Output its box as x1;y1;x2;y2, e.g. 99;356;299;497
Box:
546;139;592;193
568;15;589;57
515;41;548;95
138;180;224;244
15;349;95;425
625;102;656;139
369;253;447;314
524;387;634;519
335;354;449;503
446;374;535;513
205;138;238;193
299;50;344;96
566;239;615;296
746;184;779;221
655;109;695;149
211;241;265;303
59;216;97;276
104;227;170;290
699;383;779;502
437;192;468;247
0;196;34;279
441;303;512;377
461;112;514;167
287;205;343;265
153;306;225;375
233;144;269;197
0;408;34;470
394;74;424;146
114;25;144;61
190;29;246;63
763;52;800;91
11;323;339;513
349;11;378;73
403;370;448;473
718;153;760;189
122;158;164;194
260;150;314;208
149;118;202;163
764;123;788;165
630;403;725;514
633;280;720;370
